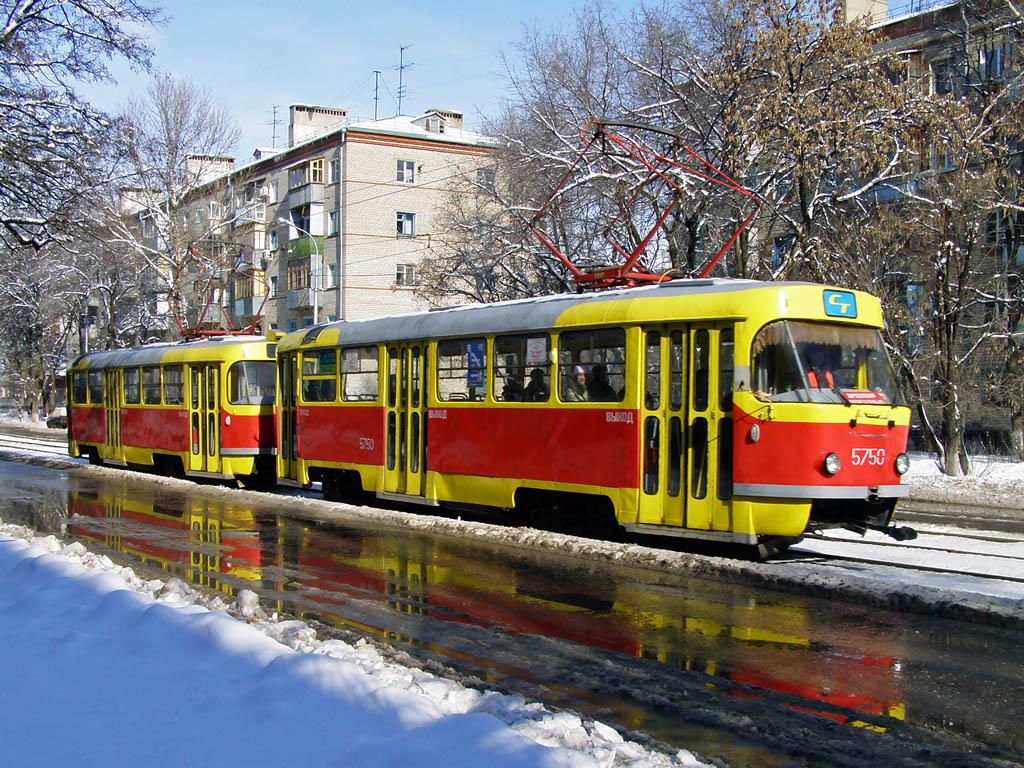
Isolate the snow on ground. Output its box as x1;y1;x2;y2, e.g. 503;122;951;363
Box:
0;525;703;768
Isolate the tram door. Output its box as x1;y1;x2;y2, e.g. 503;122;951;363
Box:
187;364;221;473
383;343;427;496
278;353;299;483
103;368;123;463
638;324;734;531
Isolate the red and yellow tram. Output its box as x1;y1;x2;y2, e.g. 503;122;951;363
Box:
276;279;911;553
66;336;278;484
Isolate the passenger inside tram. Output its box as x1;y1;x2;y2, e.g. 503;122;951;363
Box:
524;368;549;401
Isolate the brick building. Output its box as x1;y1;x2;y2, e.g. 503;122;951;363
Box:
174;104;496;334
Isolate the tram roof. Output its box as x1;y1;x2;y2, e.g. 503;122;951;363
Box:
70;335;270;370
280;278;846;351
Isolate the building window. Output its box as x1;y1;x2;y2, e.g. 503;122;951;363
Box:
327;262;338;289
328;210;339;236
267;181;278;204
288;165;307;189
477;168;495;193
287;319;297;332
396;211;416;237
269;275;278;297
932;58;954;95
269;229;279;250
396;263;417;288
982;45;1005;79
287;260;309;290
310;158;324;184
397;160;415;183
329;158;340;184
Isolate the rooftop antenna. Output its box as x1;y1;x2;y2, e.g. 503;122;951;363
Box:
268;105;281;148
396;45;413;115
373;70;381;120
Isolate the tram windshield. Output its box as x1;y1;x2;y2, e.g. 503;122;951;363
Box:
751;321;904;405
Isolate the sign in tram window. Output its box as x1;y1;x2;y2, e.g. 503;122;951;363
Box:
557;328;626;403
342;347;379;401
72;372;88;404
163;365;184;405
493;334;550;402
437;338;487;401
87;370;103;404
124;368;141;404
142;366;162;405
301;350;337;403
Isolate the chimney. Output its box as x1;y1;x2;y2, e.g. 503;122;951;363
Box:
289;104;348;147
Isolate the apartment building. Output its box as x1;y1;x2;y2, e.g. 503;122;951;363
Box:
173;104;496;334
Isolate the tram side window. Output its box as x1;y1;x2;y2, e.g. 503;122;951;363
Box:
437;338;487;401
71;372;88;404
163;365;184;405
299;350;337;403
124;368;140;404
493;334;550;402
557;328;626;403
87;370;103;404
228;361;275;405
142;366;162;405
342;346;379;401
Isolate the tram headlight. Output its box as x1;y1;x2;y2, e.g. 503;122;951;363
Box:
894;452;910;475
823;452;841;476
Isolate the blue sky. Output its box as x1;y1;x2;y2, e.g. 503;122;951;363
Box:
86;0;603;155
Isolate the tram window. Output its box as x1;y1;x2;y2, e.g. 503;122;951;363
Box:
228;361;275;405
301;350;337;403
163;365;184;405
342;346;379;401
493;334;550;402
190;367;200;409
691;417;708;499
72;372;88;404
142;366;162;405
410;347;421;408
437;338;487;401
87;370;102;404
644;332;660;410
719;329;734;411
693;330;709;412
388;349;398;407
124;368;140;404
669;331;684;411
558;328;625;403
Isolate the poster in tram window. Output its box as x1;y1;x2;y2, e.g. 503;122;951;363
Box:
466;340;485;386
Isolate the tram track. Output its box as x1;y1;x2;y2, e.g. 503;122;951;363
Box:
0;433;69;458
792;532;1024;583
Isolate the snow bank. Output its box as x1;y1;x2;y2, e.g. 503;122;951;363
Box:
0;526;704;768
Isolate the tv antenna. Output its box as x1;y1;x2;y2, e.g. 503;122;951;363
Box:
396;45;413;115
373;70;381;120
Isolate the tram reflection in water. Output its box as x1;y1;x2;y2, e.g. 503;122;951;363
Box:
67;488;905;731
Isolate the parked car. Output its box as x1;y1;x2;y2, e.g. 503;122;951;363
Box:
46;407;67;429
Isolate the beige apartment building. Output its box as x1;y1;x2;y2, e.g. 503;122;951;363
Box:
176;104;496;335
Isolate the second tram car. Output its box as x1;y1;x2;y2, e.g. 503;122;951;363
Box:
276;279;912;553
67;336;278;484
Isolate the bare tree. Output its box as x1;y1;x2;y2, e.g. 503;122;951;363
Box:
106;73;247;335
0;0;162;250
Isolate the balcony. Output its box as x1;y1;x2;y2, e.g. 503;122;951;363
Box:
234;297;254;318
287;183;324;208
286;236;324;260
287;289;312;309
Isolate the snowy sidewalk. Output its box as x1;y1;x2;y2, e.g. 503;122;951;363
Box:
0;529;699;768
